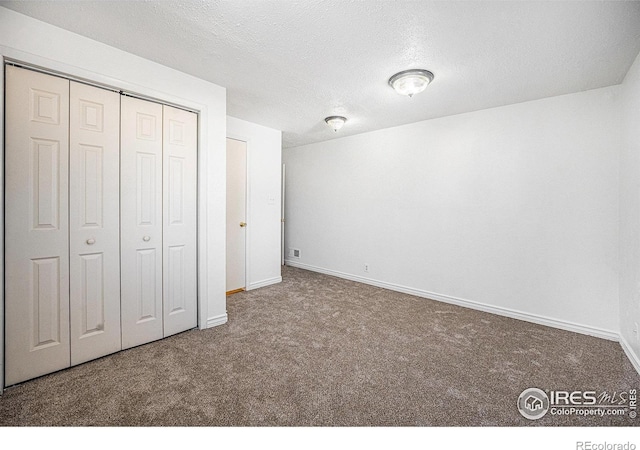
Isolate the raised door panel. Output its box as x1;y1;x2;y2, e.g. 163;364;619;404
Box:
69;82;121;365
167;245;186;315
136;248;159;322
121;96;164;349
79;253;105;335
32;138;61;229
5;66;70;385
163;106;197;336
31;257;62;349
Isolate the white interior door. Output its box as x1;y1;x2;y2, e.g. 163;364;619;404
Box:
120;96;164;349
5;66;71;385
69;81;122;364
226;138;247;293
163;105;198;336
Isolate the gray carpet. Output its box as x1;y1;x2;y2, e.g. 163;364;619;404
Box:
1;266;638;426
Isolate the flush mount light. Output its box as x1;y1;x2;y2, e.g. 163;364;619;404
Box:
325;116;347;132
388;69;434;97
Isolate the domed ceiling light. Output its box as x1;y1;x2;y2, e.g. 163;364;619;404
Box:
325;116;347;132
388;69;434;97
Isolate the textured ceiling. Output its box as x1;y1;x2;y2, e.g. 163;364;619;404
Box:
2;1;640;148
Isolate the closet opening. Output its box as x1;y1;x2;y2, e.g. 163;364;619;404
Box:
3;62;200;386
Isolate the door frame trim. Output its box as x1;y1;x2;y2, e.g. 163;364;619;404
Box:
226;135;251;291
281;163;286;266
0;56;5;392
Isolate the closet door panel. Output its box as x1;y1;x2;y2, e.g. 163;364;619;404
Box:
121;96;164;349
69;82;121;365
5;66;70;385
162;106;198;336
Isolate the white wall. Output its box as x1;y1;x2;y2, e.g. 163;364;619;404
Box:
620;50;640;371
0;7;228;388
284;86;621;337
227;116;283;290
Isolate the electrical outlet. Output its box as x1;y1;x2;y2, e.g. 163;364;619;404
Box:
289;248;301;258
364;264;369;272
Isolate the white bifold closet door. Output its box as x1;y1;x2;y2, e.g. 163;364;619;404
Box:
5;67;197;384
120;96;197;349
162;105;198;337
5;67;121;385
5;66;71;386
120;96;164;349
69;81;122;365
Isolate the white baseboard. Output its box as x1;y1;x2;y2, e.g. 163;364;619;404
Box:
248;276;282;291
619;335;640;375
285;260;619;342
206;313;228;328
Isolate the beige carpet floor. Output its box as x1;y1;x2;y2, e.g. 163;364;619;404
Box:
0;266;638;426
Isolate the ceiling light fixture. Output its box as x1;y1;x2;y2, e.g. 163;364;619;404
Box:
325;116;347;132
388;69;434;97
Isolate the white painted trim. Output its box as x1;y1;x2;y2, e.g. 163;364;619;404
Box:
244;138;252;291
207;313;228;328
247;276;282;291
619;336;640;375
0;59;5;393
196;110;210;329
281;163;286;266
285;260;620;342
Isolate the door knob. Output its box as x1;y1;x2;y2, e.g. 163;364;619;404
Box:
86;238;96;245
239;222;247;227
143;236;151;242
